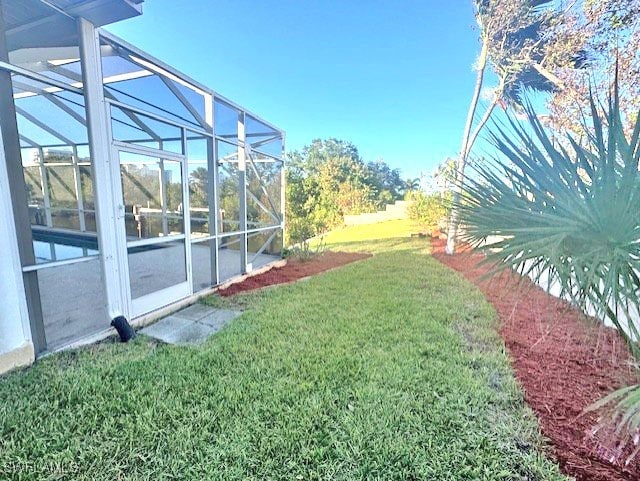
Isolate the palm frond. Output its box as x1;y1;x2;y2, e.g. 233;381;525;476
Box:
458;81;640;459
459;85;640;353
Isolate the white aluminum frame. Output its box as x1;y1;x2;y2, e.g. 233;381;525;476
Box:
112;140;191;318
79;17;128;320
1;15;285;353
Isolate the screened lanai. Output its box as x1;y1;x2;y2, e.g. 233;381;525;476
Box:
0;0;284;356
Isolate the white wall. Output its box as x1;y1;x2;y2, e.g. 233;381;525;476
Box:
524;260;638;340
480;234;639;340
343;200;410;226
0;128;32;357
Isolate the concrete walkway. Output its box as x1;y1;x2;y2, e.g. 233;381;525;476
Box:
140;304;241;345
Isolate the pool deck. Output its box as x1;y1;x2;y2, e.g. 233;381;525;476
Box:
38;247;279;351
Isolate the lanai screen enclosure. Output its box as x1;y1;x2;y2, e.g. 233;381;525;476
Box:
0;0;285;371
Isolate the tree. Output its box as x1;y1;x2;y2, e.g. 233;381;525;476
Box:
446;0;585;254
286;139;371;237
404;177;421;193
433;158;456;193
546;0;640;138
189;166;208;208
365;159;405;207
407;190;450;232
286;139;403;243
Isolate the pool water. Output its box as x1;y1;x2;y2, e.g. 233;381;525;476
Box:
34;240;99;263
31;229;166;263
32;229;99;263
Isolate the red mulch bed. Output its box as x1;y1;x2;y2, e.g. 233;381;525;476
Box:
218;251;371;296
432;239;640;481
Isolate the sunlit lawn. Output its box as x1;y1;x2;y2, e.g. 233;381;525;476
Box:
0;219;566;480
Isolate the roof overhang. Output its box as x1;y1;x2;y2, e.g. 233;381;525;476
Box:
3;0;144;51
62;0;144;28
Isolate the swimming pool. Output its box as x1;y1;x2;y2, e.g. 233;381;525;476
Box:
31;228;170;264
32;229;99;263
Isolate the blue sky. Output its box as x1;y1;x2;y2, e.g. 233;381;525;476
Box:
106;0;493;180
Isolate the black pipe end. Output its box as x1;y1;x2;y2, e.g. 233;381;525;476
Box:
111;316;136;342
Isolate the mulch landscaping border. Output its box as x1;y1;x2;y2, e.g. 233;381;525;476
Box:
217;251;372;297
432;238;639;481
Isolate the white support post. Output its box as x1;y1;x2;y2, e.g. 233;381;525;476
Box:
37;147;53;227
238;111;248;273
209;137;219;285
72;145;86;232
78;18;128;320
0;123;34;372
280;132;286;254
158;158;169;236
0;2;46;353
206;93;219;285
181;128;193;294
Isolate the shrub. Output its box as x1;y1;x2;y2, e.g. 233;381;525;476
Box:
284;216;326;262
458;82;640;464
406;190;450;232
286;139;405;235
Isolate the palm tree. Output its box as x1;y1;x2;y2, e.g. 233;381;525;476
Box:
446;0;584;254
404;177;421;193
459;82;640;462
188;166;208;207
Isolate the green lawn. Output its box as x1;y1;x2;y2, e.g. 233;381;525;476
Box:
0;220;566;480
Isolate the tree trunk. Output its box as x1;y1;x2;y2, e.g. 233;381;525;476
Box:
446;37;489;255
464;81;504;158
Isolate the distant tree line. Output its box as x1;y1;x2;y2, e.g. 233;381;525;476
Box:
286;138;405;242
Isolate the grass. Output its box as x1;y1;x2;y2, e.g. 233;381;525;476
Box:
0;219;567;480
315;219;422;253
